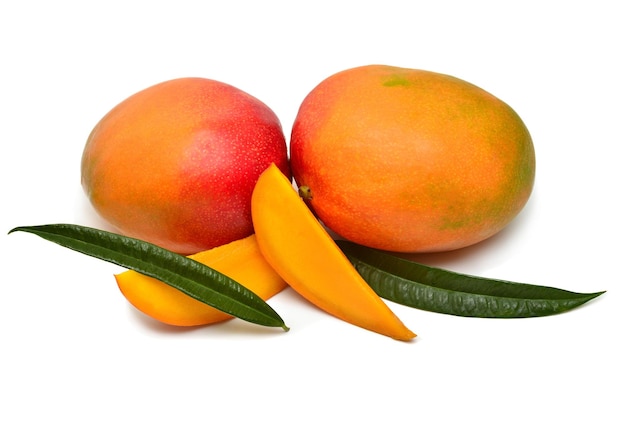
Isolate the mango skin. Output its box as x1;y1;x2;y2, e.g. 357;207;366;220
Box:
290;65;535;253
81;77;290;255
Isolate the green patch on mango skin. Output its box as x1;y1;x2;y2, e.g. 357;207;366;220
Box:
382;74;411;87
436;197;498;232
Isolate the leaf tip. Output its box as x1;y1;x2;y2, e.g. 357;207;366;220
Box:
7;227;21;235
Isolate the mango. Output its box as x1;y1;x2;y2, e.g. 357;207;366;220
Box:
251;163;416;341
290;65;536;253
81;77;290;254
115;234;287;327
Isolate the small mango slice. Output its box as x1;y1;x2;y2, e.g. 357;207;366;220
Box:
251;163;416;341
115;234;287;326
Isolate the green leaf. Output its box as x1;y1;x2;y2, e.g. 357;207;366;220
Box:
9;224;288;330
337;240;605;318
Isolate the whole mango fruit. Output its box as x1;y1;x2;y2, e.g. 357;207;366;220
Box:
290;65;535;253
81;77;290;255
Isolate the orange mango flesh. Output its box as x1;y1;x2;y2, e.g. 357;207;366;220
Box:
115;234;287;327
251;163;416;341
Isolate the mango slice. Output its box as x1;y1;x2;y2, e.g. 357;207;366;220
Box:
115;234;287;326
251;163;416;341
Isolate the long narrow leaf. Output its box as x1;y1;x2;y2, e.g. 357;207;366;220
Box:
337;240;605;318
10;224;288;330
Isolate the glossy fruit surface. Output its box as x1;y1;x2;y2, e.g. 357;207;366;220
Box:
81;77;290;254
290;65;535;252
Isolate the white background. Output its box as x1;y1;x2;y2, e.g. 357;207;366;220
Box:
1;1;624;422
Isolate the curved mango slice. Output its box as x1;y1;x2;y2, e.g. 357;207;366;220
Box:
115;234;287;326
251;163;416;341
